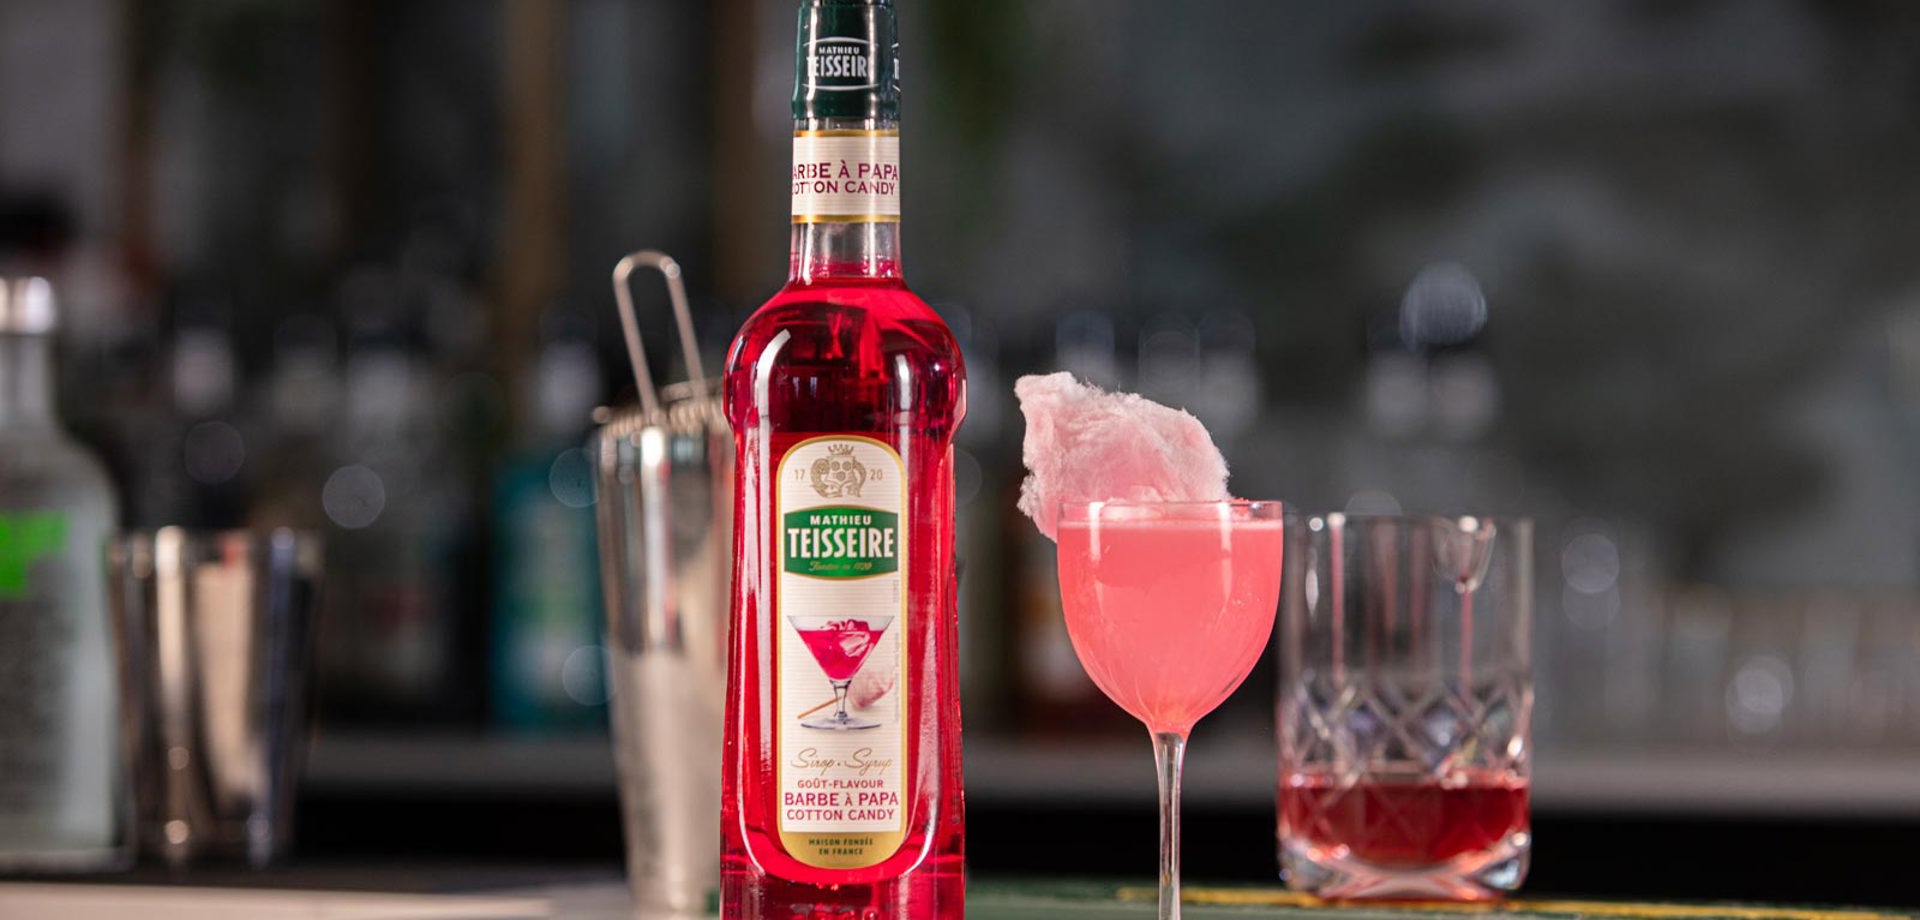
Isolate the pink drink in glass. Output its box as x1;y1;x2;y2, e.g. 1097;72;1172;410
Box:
791;617;890;682
786;615;897;732
1054;500;1284;920
1281;769;1530;868
1276;514;1532;900
1056;507;1284;735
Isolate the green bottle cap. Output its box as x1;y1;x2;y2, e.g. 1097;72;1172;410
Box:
792;0;899;122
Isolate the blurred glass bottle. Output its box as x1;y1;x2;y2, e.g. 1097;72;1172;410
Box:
168;306;249;527
0;278;124;870
489;311;605;731
312;269;461;722
112;294;244;527
250;315;343;531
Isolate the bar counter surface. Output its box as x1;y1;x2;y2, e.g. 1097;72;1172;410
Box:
1;878;1912;920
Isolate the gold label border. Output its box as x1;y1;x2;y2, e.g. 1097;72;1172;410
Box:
794;128;900;138
791;214;902;225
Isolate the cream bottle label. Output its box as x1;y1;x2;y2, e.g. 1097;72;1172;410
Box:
774;435;908;869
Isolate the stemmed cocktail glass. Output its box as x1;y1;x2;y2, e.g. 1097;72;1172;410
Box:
787;614;894;730
1055;500;1284;920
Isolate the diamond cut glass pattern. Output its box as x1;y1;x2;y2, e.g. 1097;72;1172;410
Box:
1278;515;1533;900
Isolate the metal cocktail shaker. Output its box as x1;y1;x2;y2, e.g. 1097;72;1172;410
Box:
592;251;731;915
107;527;321;869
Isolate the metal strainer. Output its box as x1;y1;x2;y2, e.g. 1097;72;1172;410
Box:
591;251;732;915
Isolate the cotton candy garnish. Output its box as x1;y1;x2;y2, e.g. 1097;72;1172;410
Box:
1015;372;1231;541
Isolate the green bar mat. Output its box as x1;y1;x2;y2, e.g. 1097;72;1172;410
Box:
968;882;1916;920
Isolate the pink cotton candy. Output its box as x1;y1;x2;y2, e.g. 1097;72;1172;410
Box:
849;665;895;710
1015;372;1231;541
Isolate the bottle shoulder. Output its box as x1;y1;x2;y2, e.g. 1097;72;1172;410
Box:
722;280;967;434
0;429;116;497
727;280;961;371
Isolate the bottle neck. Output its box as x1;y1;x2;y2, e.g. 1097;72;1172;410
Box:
790;217;903;284
0;334;56;429
787;117;903;285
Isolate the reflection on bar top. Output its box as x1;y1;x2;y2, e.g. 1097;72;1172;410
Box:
2;880;1911;920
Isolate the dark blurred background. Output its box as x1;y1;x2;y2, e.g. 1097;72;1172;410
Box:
6;0;1920;903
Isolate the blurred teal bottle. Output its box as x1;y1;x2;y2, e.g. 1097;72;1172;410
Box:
490;318;606;731
0;278;125;870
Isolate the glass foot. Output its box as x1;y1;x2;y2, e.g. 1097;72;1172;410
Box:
801;712;882;730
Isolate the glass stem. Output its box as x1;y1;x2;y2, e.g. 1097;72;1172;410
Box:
833;680;852;721
1152;730;1187;920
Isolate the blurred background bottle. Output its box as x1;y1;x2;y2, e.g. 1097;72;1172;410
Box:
162;298;248;528
489;309;605;732
313;268;467;723
0;278;123;870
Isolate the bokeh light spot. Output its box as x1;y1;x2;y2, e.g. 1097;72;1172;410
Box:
322;464;387;529
182;420;246;485
562;644;610;706
548;448;596;509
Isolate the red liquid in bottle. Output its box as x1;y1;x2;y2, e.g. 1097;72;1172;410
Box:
723;6;964;912
1279;769;1529;868
723;276;966;919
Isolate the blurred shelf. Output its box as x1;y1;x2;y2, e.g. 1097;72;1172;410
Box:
307;732;619;796
306;732;1920;816
969;741;1920;815
1530;748;1920;816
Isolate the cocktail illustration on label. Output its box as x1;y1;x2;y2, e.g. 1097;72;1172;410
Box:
788;615;895;730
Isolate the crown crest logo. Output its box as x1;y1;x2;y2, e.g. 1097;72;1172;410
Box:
810;442;869;499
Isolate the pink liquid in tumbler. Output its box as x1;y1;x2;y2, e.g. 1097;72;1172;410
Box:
1281;769;1530;868
1055;515;1284;735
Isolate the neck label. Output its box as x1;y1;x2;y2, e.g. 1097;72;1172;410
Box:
792;130;900;224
